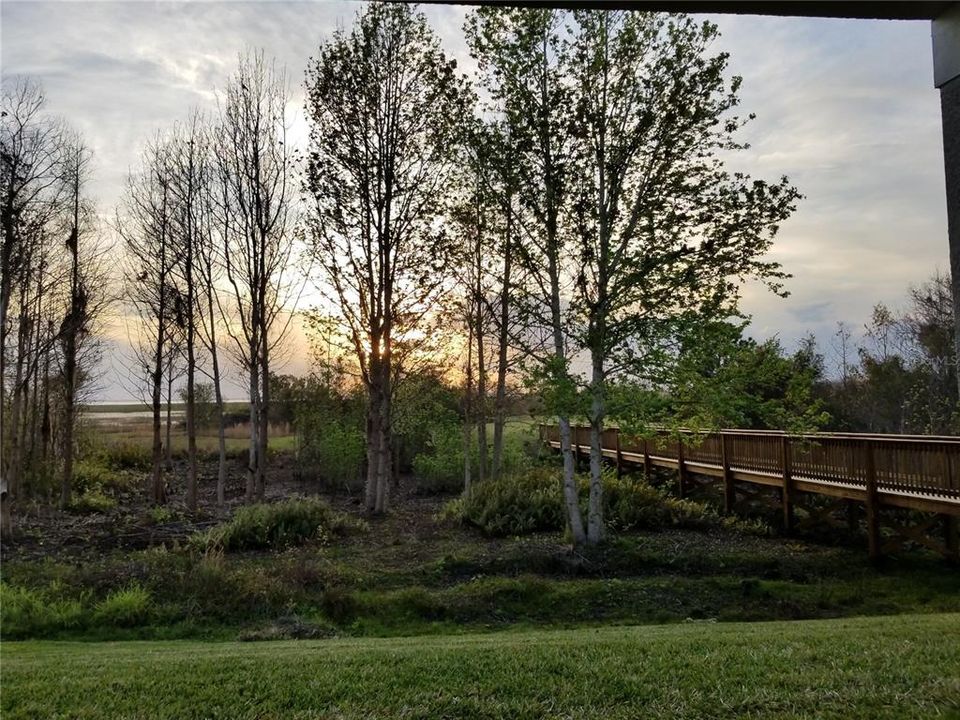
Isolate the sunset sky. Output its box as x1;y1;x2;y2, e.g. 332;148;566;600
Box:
1;1;947;401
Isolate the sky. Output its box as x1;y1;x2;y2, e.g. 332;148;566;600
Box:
0;1;948;400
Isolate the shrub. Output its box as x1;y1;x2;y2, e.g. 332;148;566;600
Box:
0;584;86;638
94;585;152;627
73;459;135;495
446;467;768;538
99;442;152;471
298;417;366;492
193;497;357;552
67;488;117;514
413;423;469;494
456;467;566;537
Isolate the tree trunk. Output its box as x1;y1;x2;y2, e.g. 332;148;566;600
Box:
207;292;227;506
185;325;198;511
375;350;392;513
246;348;259;503
463;319;474;497
476;302;487;485
364;371;381;512
492;194;512;480
558;416;585;546
586;350;605;545
257;338;269;500
164;364;174;472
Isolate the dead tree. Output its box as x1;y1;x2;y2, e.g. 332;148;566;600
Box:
213;50;297;503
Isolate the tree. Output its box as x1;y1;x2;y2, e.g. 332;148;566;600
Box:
214;50;298;502
1;79;66;534
167;114;208;511
465;6;588;545
305;3;471;514
119;135;176;505
563;11;799;543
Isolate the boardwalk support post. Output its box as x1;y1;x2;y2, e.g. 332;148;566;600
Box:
677;438;687;499
643;437;651;481
721;433;734;513
864;440;881;561
946;516;959;564
615;430;624;479
781;435;794;533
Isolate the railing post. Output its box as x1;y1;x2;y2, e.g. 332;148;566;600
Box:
677;436;687;499
574;426;582;469
864;440;881;561
781;435;794;533
615;430;623;479
643;437;651;480
721;433;734;513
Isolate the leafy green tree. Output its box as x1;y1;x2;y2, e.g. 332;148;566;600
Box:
305;2;472;514
565;11;799;544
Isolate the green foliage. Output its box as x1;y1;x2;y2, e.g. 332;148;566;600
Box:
615;320;830;434
67;487;117;514
412;423;469;494
0;584;86;638
94;585;152;627
97;442;152;471
298;415;366;492
192;498;357;552
393;370;461;469
73;459;133;494
454;467;566;536
447;466;768;538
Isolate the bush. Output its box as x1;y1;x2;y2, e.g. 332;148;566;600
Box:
445;467;767;538
456;467;566;537
413;423;469;494
94;585;152;627
193;497;357;552
67;488;117;514
298;417;366;492
73;459;136;495
99;442;152;471
0;584;86;638
413;421;536;495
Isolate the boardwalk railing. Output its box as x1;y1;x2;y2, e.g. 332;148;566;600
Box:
539;424;960;560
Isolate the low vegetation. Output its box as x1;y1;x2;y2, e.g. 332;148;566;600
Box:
192;497;364;552
445;467;768;538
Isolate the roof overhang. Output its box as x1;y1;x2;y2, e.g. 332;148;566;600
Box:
415;1;954;21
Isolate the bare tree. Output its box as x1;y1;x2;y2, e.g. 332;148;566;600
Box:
1;79;66;534
58;135;101;509
213;50;297;502
167;114;208;511
305;3;471;514
119;135;176;505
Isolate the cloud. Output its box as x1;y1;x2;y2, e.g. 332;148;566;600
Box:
1;3;948;396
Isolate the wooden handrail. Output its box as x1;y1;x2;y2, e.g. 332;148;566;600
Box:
540;424;960;501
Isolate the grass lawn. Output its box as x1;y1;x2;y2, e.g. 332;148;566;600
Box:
4;613;959;719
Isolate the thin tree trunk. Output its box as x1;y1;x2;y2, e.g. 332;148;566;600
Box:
375;350;392;513
463;318;474;497
476;295;488;485
587;350;605;545
165;360;174;472
206;285;227;506
492;193;512;480
257;338;269;500
246;347;259;503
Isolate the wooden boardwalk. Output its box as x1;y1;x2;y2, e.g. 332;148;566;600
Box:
540;425;960;560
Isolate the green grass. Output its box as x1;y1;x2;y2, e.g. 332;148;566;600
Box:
4;614;959;719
